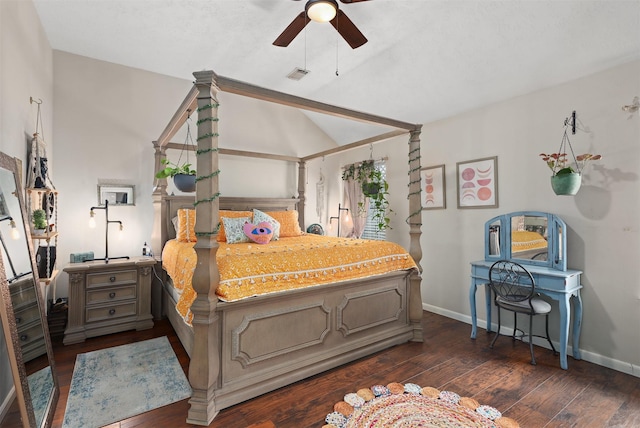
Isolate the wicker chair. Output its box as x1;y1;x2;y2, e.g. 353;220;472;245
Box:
488;260;557;365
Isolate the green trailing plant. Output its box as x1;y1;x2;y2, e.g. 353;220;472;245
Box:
342;160;392;231
32;209;47;230
155;158;196;179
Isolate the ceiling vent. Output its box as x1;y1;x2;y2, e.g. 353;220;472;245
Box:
287;67;310;81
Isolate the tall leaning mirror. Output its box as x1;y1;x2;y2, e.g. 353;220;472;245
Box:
0;151;58;427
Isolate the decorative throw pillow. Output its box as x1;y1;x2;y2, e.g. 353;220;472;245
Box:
253;209;281;240
176;209;197;242
221;216;251;244
265;210;303;237
242;221;274;244
217;210;253;242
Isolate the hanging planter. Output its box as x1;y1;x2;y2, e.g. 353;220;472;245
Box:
550;172;582;196
154;111;197;193
173;173;196;193
342;159;392;231
540;110;602;196
361;181;380;197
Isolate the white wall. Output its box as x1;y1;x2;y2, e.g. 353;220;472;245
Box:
0;0;53;414
51;52;337;299
419;60;640;375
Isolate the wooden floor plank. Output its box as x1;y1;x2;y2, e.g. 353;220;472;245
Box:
42;311;639;428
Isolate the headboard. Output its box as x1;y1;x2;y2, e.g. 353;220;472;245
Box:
164;195;300;241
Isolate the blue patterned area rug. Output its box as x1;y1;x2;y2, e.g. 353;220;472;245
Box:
62;336;191;428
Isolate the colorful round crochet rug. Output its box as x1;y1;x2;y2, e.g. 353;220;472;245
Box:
323;383;520;428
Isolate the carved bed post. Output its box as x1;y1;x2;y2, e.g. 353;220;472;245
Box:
297;161;306;229
151;142;167;257
187;70;221;426
408;126;424;342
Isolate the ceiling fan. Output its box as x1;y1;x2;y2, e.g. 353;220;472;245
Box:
273;0;370;49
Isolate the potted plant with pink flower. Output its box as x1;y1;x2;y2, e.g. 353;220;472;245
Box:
539;152;602;195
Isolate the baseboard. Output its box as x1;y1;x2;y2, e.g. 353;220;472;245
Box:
423;303;640;379
0;386;16;422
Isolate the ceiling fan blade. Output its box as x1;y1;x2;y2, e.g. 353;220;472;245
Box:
330;9;368;49
273;12;308;47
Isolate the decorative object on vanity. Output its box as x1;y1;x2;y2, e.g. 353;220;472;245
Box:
62;336;190;428
273;0;369;49
420;164;446;210
155;112;197;193
0;150;59;428
456;156;498;209
27;98;55;190
63;256;155;344
86;199;129;263
342;158;391;232
540;110;602;196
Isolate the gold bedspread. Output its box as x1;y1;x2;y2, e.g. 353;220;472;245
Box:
162;235;418;325
511;230;547;251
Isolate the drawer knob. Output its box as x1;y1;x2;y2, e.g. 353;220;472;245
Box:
109;276;116;282
109;308;116;316
15;317;22;324
109;292;116;299
20;334;28;341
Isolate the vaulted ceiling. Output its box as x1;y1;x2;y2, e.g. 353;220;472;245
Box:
32;0;640;144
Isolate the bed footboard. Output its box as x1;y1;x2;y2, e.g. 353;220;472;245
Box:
215;270;413;409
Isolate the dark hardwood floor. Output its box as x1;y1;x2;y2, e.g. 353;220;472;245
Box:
48;312;640;428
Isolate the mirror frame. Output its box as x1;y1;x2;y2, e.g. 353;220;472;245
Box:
484;210;567;271
0;151;59;427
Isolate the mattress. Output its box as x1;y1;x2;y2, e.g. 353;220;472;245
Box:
162;234;418;325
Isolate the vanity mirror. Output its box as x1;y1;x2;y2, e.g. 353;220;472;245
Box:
484;210;567;271
0;151;58;428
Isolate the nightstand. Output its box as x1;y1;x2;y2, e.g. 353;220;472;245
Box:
63;256;155;344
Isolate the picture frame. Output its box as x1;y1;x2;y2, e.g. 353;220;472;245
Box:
456;156;498;209
97;184;135;206
420;164;446;210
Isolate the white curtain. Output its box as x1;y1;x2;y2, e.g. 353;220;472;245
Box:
342;177;369;238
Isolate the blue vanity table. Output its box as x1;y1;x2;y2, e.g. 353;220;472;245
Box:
469;211;583;369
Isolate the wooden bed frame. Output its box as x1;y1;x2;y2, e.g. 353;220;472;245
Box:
152;70;424;425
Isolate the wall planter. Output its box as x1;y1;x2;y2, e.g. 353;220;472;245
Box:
550;172;582;196
173;173;196;193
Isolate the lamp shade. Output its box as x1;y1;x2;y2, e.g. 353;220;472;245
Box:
306;0;337;23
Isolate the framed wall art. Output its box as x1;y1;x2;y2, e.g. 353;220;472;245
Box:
97;184;135;206
456;156;498;209
420;164;446;210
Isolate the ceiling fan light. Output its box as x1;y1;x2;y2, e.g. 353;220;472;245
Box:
306;0;337;23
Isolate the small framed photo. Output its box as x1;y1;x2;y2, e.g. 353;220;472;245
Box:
97;184;135;206
420;164;446;210
456;156;498;209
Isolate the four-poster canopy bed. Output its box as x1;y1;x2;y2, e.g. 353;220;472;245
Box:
151;70;423;425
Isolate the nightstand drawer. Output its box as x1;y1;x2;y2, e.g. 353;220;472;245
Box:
10;283;37;310
87;269;137;288
86;302;137;323
14;302;41;327
86;285;137;306
17;319;45;346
